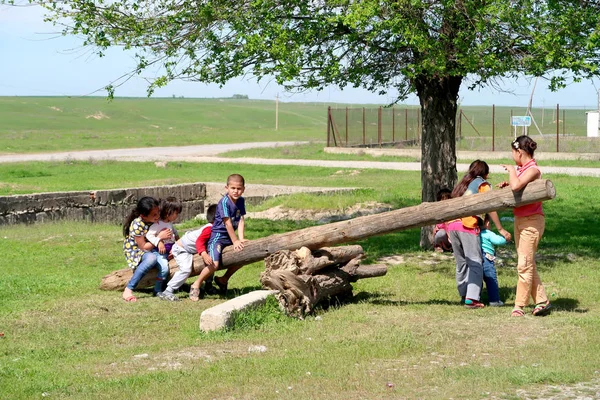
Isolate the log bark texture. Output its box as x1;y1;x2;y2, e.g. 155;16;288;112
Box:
100;179;556;290
260;246;386;317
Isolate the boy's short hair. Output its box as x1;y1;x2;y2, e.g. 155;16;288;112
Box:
227;173;245;186
159;196;183;220
206;204;217;224
436;188;452;201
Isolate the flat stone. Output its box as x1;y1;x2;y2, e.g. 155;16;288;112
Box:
199;290;278;332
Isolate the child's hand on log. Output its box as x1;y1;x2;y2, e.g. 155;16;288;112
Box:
201;252;214;267
233;239;248;251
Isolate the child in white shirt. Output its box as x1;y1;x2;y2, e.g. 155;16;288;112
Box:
146;197;181;296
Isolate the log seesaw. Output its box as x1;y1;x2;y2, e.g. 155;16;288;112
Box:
101;179;556;316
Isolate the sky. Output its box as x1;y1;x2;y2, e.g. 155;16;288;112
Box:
1;4;600;108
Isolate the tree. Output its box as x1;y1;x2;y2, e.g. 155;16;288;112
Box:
18;0;600;246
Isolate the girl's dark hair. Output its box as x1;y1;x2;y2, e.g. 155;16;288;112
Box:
511;135;537;156
159;196;183;220
123;196;159;237
206;204;217;224
451;160;489;198
436;188;452;202
479;213;491;228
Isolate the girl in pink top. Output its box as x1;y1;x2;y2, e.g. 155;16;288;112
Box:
501;135;552;317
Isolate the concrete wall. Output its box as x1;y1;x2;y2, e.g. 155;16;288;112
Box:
0;183;206;226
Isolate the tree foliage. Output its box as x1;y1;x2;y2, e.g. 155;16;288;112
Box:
30;0;599;98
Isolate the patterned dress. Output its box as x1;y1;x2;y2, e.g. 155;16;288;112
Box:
123;217;150;269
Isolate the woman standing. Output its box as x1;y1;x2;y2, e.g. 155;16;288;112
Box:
501;135;552;317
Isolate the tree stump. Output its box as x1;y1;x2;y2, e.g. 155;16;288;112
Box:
260;245;387;318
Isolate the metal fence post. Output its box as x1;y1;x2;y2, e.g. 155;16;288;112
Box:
327;106;331;147
405;109;408;140
556;104;560;152
378;106;382;147
362;107;366;146
345;107;348;146
492;105;495;152
392;107;395;143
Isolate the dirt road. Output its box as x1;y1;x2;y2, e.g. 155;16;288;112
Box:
1;142;598;177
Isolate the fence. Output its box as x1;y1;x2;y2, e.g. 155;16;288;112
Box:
327;105;600;152
327;106;421;147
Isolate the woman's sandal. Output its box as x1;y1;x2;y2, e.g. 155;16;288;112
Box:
511;309;525;317
532;302;553;316
189;287;201;302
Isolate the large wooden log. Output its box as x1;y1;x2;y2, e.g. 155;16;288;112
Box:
100;179;556;290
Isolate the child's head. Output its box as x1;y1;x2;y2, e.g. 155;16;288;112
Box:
227;173;245;187
480;213;491;230
468;159;490;179
511;135;537;165
452;159;490;198
159;196;182;222
206;204;217;224
436;188;452;202
225;173;245;201
122;196;160;237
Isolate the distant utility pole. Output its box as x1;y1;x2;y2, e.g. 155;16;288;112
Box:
275;93;279;131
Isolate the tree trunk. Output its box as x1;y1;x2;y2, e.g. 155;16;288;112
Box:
260;246;387;317
100;179;556;290
415;74;462;249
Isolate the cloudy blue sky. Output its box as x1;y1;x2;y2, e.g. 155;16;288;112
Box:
1;4;599;108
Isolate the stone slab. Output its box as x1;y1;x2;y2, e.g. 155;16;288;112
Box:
199;290;279;332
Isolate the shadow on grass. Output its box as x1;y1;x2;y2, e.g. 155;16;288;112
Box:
351;291;584;313
352;291;460;307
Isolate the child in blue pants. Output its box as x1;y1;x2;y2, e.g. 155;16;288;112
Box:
480;214;509;306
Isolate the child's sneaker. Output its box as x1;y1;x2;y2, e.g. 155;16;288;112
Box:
464;299;485;308
204;282;219;296
489;301;504;307
157;291;180;302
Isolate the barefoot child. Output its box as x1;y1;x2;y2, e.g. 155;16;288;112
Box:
189;174;248;301
146;197;181;297
158;204;217;301
501;135;552;317
122;197;170;302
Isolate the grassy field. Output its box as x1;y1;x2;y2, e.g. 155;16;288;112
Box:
0;97;327;153
2;96;599;155
1;161;600;399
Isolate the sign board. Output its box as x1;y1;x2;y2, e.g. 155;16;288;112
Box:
511;116;531;126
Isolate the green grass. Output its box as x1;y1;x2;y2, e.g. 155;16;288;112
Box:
0;97;327;153
1;162;600;399
2;97;598;155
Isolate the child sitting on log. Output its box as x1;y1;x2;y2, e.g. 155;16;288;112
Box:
189;174;248;301
122;196;169;302
146;197;182;300
158;204;217;301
